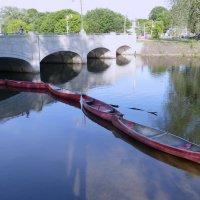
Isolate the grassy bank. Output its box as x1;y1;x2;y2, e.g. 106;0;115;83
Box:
137;39;200;57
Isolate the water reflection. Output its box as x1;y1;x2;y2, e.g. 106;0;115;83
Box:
57;57;136;93
0;71;40;82
116;55;132;66
0;90;19;101
0;90;54;122
1;56;200;199
83;108;200;177
40;63;82;84
163;65;200;144
87;59;112;73
138;55;200;68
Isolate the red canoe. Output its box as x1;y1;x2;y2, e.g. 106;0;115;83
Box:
112;116;200;164
0;79;80;102
82;94;123;121
4;79;47;89
47;84;80;102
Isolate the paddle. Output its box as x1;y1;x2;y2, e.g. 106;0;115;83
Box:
130;107;158;116
109;104;158;116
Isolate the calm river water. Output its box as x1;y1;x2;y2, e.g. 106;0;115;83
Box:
0;56;200;200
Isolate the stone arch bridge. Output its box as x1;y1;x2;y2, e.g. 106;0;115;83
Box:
0;32;136;73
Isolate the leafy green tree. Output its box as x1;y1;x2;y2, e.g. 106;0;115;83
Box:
34;9;80;33
0;6;25;32
5;19;29;33
54;14;81;33
168;0;200;34
188;0;200;33
149;6;171;32
85;8;131;33
136;19;148;35
168;0;191;27
152;21;164;39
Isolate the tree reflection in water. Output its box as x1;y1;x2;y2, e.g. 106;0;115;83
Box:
139;56;200;144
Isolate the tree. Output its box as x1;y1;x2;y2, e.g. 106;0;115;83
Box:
149;6;171;32
188;0;200;33
152;21;164;39
54;14;81;33
34;9;80;33
85;8;131;33
5;19;29;33
168;0;191;27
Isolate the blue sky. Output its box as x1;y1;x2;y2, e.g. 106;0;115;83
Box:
0;0;168;19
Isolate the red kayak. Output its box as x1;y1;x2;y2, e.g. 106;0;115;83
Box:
82;94;123;121
47;84;80;102
112;116;200;164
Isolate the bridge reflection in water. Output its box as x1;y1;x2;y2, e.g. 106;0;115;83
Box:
0;55;135;122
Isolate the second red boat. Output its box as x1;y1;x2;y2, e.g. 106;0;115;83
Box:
82;94;123;121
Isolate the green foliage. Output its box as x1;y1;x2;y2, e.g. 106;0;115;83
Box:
169;0;191;27
152;21;164;39
34;9;79;33
5;19;29;33
136;19;164;39
85;8;131;33
0;6;132;34
169;0;200;34
149;6;172;32
54;14;81;33
188;0;200;33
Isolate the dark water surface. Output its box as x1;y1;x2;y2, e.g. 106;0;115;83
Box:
1;56;200;199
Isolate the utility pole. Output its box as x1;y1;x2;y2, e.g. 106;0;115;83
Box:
144;23;146;38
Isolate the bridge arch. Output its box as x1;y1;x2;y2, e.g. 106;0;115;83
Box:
0;56;34;73
116;45;133;55
87;47;114;59
40;50;83;64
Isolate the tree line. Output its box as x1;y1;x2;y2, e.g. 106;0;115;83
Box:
137;1;200;39
1;3;198;38
0;7;132;34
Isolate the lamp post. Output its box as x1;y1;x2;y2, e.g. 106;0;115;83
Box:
66;15;69;34
80;0;84;32
66;14;72;34
150;20;154;37
124;15;127;34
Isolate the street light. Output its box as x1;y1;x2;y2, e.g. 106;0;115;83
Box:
124;15;127;33
80;0;84;32
66;15;72;34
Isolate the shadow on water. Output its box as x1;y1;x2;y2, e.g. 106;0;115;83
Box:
40;63;82;84
116;55;132;66
82;108;200;177
0;71;39;82
87;58;112;73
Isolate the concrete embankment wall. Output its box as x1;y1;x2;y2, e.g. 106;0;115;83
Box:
135;40;200;57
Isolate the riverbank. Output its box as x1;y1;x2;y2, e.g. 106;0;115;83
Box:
135;39;200;57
